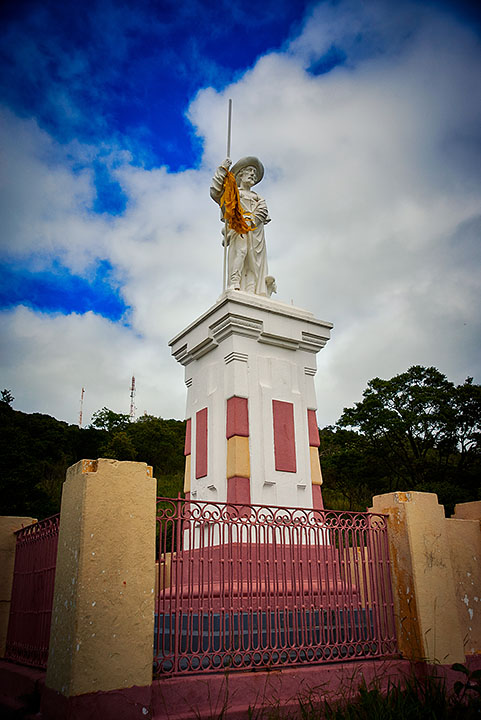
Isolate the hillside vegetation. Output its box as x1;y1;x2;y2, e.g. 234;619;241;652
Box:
1;366;479;519
0;402;185;519
321;366;481;514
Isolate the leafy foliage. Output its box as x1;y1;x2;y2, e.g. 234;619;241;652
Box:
0;403;185;519
99;431;138;461
321;366;481;512
319;427;381;510
90;407;131;433
1;365;479;519
1;389;14;405
451;662;481;705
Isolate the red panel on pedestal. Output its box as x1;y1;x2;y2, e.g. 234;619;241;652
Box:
272;400;296;473
226;396;249;438
307;409;320;447
184;418;191;456
312;484;324;510
227;476;251;504
195;408;208;479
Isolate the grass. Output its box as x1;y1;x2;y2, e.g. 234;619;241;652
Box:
243;663;481;720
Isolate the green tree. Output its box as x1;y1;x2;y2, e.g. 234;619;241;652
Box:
319;427;385;510
336;366;481;510
452;377;481;471
1;389;14;405
100;431;138;461
0;404;187;519
127;415;185;476
90;407;130;433
0;403;105;517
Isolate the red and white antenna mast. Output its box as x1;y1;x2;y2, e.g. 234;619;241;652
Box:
129;375;136;420
79;387;85;428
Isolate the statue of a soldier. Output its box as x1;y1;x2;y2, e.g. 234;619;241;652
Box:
210;157;276;297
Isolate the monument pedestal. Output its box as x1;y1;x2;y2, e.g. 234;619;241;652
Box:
169;290;332;509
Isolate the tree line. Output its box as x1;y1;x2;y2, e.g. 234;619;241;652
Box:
0;400;186;519
320;366;480;513
1;365;479;519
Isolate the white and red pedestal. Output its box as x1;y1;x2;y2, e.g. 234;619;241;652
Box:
169;290;333;509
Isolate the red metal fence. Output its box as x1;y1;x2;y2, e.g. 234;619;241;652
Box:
154;499;397;675
5;514;60;668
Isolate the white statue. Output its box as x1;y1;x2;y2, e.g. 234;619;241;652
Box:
210;157;275;296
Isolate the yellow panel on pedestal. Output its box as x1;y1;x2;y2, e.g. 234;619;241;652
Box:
226;436;250;479
184;454;191;493
310;446;323;485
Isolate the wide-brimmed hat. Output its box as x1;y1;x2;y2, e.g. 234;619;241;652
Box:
231;156;264;185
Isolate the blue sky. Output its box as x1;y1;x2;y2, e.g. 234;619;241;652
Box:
0;0;316;318
1;0;481;425
1;0;315;170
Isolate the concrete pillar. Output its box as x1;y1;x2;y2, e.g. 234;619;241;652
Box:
0;516;36;656
45;459;156;704
370;491;465;664
446;501;481;656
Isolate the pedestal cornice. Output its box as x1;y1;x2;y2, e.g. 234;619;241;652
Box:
169;291;333;367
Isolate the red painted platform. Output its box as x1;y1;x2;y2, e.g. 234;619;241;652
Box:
157;543;359;611
2;656;481;720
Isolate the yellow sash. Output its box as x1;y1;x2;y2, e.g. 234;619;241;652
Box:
220;171;253;235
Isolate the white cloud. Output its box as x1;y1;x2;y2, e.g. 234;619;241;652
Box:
0;109;110;273
0;306;186;423
1;0;480;427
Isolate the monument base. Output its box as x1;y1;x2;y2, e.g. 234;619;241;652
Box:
169;290;333;509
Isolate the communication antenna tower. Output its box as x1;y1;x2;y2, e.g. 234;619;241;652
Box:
79;387;85;428
129;375;136;420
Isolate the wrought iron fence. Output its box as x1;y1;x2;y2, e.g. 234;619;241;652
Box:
5;514;60;668
154;498;397;676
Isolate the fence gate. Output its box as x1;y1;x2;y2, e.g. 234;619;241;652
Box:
154;499;397;675
5;515;60;668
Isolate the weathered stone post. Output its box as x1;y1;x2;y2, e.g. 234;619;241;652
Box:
370;491;465;664
43;459;157;719
0;516;36;657
446;500;481;657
